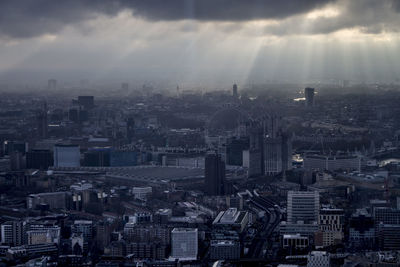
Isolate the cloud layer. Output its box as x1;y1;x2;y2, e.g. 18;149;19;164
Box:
0;0;334;38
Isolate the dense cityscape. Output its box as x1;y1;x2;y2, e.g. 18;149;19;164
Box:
1;81;400;266
1;0;400;266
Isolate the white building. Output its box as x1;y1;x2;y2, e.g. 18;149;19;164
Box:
287;191;320;224
53;144;80;167
307;251;330;267
170;228;198;261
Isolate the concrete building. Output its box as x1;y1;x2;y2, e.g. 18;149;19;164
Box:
0;221;23;246
27;192;70;210
317;208;344;247
72;220;93;243
378;223;400;250
53;144;80;167
374;207;400;225
27;228;60;245
264;134;292;175
213;208;249;232
210;240;240;260
287;191;320;224
349;209;375;248
304;155;361;172
170;228;198;261
279;221;319;238
282;234;309;250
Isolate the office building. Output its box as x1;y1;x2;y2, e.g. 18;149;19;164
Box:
282;234;309;250
83;148;111;167
0;221;23;246
378;223;400;250
226;195;244;210
349;209;375;248
205;151;225;195
213;208;249;232
317;208;344;247
27;225;60;245
27;192;70;210
225;137;249;166
248;122;264;176
287;191;320;224
264;133;292;175
373;207;400;226
304;155;361;172
279;221;319;238
307;251;330;267
170;228;198;261
72;220;93;243
210;240;240;260
305;87;315;107
26;149;53;170
53;144;80;167
110;150;138;166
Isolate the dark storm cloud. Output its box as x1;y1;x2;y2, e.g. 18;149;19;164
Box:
0;0;334;38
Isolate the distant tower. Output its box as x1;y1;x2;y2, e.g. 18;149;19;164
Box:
205;151;226;195
305;87;315;107
127;117;135;143
176;85;180;97
48;79;57;91
37;102;48;139
121;83;129;91
232;84;238;99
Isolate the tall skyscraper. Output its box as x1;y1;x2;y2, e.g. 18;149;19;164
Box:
232;84;238;98
205;151;226;195
121;83;129;91
305;87;315;107
47;79;57;91
37;102;48;139
262;115;292;175
287;191;320;224
248;121;264;176
77;96;94;109
170;228;198;261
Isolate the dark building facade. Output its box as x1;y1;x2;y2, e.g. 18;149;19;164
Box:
205;152;226;195
26;149;53;170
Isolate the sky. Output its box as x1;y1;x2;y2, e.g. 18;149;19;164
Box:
0;0;399;87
